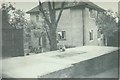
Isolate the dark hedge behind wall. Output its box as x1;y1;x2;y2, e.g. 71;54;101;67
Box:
2;18;24;58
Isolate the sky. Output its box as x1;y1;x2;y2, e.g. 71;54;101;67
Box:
0;0;119;19
0;0;119;12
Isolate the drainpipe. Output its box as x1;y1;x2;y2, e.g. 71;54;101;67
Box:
82;8;85;46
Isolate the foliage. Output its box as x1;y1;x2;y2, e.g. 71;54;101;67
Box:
26;20;46;37
24;20;46;53
96;10;118;37
2;3;15;20
2;2;27;29
9;9;27;29
96;10;118;46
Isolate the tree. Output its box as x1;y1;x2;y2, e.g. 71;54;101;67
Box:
24;20;46;53
96;10;118;46
9;9;27;29
2;3;15;22
2;3;25;56
38;1;65;51
2;2;27;29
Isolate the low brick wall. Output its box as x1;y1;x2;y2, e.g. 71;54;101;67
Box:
40;50;118;78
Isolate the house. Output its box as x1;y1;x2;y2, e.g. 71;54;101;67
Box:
26;1;105;51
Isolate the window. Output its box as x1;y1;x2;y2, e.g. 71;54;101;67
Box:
89;30;93;40
97;28;102;38
58;31;66;40
97;29;100;38
36;15;39;22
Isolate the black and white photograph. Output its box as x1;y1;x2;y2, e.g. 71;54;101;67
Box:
0;0;120;79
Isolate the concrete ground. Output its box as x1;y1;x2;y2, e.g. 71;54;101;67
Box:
2;46;119;78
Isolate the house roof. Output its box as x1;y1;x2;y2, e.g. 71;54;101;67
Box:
26;5;40;14
26;1;105;14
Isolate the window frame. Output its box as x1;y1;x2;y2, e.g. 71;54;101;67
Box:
89;30;94;41
36;15;39;22
57;31;66;41
97;29;101;38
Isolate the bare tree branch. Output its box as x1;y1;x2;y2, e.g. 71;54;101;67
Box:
48;2;56;29
56;2;65;25
52;2;56;24
38;1;51;25
48;2;52;23
52;2;55;10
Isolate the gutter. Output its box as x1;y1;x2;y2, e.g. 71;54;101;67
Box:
82;8;85;46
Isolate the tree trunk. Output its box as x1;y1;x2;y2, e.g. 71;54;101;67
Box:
49;26;57;51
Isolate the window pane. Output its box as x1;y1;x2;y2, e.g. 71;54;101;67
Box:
58;32;62;40
90;30;93;40
97;29;101;38
62;31;66;39
57;31;66;40
36;15;39;22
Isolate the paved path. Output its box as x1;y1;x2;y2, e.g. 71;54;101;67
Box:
2;46;119;78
